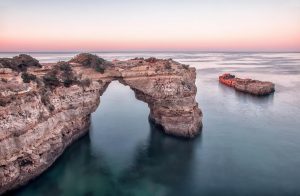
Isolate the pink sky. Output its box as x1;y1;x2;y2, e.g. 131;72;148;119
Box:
1;0;300;52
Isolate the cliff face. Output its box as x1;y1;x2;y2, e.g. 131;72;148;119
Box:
0;69;104;193
0;54;202;194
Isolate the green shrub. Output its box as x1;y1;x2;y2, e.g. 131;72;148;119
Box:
95;65;105;73
0;54;42;72
21;72;37;83
145;57;158;63
56;61;78;87
69;53;109;73
58;61;72;72
12;54;42;68
43;75;60;88
63;79;73;87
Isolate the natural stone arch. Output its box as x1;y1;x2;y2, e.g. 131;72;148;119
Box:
76;57;203;137
118;75;202;138
0;55;202;194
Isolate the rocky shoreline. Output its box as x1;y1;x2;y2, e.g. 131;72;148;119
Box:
0;54;202;194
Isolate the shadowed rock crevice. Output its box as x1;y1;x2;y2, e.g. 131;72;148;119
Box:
0;54;202;194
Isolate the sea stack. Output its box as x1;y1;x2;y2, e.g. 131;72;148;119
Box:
219;73;275;96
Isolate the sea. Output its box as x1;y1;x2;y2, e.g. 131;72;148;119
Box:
1;52;300;196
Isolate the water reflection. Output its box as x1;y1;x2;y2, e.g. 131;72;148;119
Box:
11;79;202;196
218;83;275;107
119;121;200;186
11;120;200;196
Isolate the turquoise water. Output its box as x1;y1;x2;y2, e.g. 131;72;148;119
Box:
2;52;300;196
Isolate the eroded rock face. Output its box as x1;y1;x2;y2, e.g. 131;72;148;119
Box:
118;58;202;137
219;73;275;96
0;54;202;194
0;73;104;194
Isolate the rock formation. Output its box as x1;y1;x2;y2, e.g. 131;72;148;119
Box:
0;54;202;194
219;73;275;96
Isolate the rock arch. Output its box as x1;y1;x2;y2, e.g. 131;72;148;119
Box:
73;57;203;137
119;74;202;138
0;55;202;194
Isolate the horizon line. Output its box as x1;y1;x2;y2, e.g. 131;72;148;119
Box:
0;50;300;54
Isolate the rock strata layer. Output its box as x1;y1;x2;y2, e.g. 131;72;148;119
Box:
219;73;275;96
0;54;202;194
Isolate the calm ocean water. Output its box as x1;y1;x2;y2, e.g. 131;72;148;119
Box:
2;52;300;196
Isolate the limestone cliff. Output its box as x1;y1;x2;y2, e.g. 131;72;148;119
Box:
0;54;202;194
116;58;202;137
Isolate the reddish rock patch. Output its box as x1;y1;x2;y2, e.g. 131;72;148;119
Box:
219;73;275;96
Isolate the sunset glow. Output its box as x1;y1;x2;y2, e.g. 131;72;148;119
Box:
0;0;300;52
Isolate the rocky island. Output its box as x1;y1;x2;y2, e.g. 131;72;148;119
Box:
0;54;202;194
219;73;275;96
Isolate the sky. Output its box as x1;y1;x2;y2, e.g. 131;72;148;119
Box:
0;0;300;52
